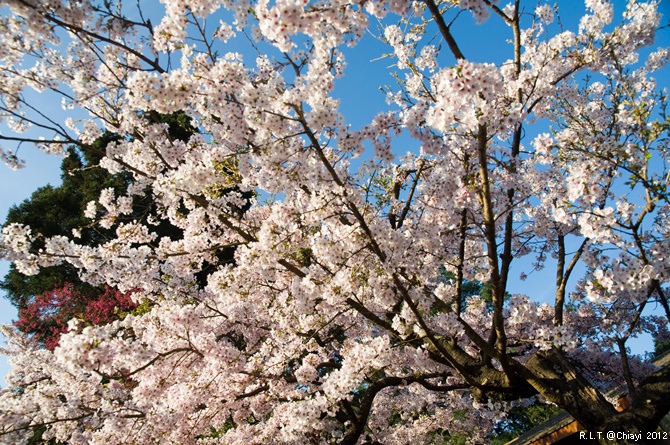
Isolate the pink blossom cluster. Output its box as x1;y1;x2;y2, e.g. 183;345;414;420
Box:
1;0;669;443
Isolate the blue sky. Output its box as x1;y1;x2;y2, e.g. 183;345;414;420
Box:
1;0;670;384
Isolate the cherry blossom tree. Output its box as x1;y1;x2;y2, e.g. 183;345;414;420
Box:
1;0;670;444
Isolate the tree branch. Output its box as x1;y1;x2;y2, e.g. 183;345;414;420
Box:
422;0;466;60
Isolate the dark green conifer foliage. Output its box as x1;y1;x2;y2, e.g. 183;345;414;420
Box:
2;111;250;308
1;133;126;308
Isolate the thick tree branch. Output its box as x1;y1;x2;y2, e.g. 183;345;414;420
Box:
475;124;507;355
422;0;466;60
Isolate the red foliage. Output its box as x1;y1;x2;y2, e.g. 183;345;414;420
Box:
14;282;137;350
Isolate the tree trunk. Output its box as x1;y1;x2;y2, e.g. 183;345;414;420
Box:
523;349;670;445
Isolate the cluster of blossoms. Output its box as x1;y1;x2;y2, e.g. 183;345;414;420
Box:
0;0;669;444
458;0;494;24
427;60;516;135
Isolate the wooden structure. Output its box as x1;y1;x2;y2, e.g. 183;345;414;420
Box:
503;351;670;445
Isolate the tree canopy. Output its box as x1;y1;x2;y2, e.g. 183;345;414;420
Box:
1;1;670;444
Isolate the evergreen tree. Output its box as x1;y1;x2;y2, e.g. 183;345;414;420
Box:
1;133;127;308
1;112;248;349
